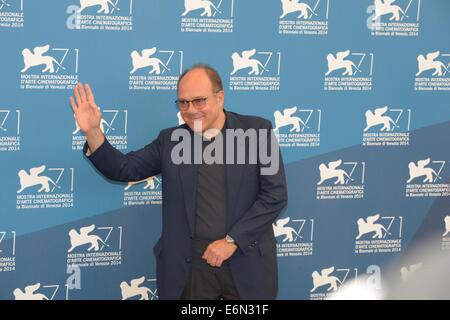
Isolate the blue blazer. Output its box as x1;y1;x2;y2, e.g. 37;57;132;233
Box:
85;111;288;299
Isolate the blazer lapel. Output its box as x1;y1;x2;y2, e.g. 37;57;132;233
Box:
178;127;198;237
179;163;197;237
225;111;245;225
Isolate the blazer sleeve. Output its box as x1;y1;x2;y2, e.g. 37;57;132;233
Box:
228;119;288;256
83;132;163;182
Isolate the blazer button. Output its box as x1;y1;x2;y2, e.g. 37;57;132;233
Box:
185;258;191;263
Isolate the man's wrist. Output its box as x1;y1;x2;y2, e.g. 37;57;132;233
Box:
85;127;103;141
85;128;105;154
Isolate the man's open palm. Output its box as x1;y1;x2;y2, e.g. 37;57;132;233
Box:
69;83;101;134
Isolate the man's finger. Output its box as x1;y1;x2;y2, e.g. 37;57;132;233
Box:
207;252;218;265
85;83;95;103
214;257;222;268
73;84;82;107
93;106;101;116
202;248;210;261
69;96;78;114
78;82;87;103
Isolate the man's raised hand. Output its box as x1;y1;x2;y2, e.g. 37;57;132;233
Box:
69;83;104;153
69;83;102;135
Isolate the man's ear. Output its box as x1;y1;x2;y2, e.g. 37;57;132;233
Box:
216;90;225;107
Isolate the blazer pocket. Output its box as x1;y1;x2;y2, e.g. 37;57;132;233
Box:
258;239;276;256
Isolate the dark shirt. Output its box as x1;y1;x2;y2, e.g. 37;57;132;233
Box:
195;156;227;241
193;123;228;267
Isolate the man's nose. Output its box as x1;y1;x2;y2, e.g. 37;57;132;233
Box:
184;102;198;113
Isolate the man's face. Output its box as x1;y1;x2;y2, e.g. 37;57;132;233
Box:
177;68;224;132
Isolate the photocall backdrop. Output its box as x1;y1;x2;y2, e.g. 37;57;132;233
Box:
0;0;449;300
